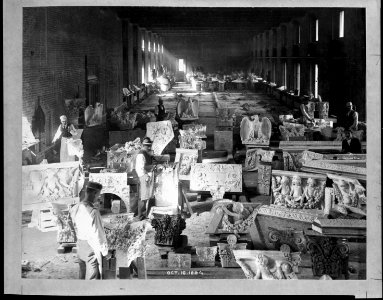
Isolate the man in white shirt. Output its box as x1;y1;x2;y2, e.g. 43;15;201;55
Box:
135;137;154;220
52;115;77;162
70;181;111;279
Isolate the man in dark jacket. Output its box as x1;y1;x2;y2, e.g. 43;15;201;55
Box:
341;130;362;154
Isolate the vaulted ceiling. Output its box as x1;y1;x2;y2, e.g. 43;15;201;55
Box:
111;6;310;41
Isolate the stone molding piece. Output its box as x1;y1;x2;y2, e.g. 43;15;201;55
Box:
190;164;242;194
233;248;301;280
22;161;83;208
175;148;198;180
195;246;218;267
303;160;366;176
89;173;130;212
168;253;192;269
279;141;342;151
146;120;175;155
327;173;366;213
257;204;320;223
271;170;327;210
240;115;272;145
322;154;366;160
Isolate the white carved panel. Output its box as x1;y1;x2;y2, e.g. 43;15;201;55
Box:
146;120;175;155
190;163;242;193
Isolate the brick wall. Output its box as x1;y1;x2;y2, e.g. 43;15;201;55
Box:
23;7;123;152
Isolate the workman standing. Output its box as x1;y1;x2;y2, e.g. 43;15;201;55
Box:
300;96;315;124
52;115;77;162
154;98;167;121
135;137;155;220
70;182;111;280
344;101;359;131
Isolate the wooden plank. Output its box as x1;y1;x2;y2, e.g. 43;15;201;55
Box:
205;211;224;234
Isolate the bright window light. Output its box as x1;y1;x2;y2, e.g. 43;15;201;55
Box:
154;43;156;53
148;41;151;52
178;59;185;72
339;11;344;38
315;19;319;41
142;39;145;51
314;64;319;98
162;45;164;53
298;25;301;43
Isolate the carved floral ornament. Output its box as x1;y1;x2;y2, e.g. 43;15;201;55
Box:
179;130;207;150
211;199;259;233
271;170;327;210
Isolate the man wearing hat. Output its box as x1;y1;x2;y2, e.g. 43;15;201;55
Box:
52;115;78;162
344;102;359;131
134;137;154;220
70;181;111;279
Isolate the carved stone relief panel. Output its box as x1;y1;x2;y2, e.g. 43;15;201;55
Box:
89;173;130;212
232;248;301;279
179;130;207;150
327;173;366;213
317;102;329;119
240;115;271;145
279;123;306;141
271;170;327;210
22;161;83;208
214;130;233;153
146;120;175;155
168;253;192;269
258;164;272;196
175;148;198;180
216;107;236;124
244;149;275;172
182;124;206;138
190;164;242;194
195;246;218;267
210;200;259;234
306;101;316;119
